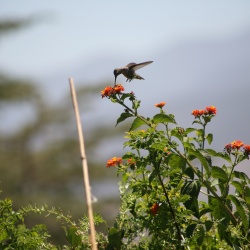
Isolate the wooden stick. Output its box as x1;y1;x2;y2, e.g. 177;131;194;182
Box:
69;78;97;250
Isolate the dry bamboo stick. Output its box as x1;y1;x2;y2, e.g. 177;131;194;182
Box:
69;77;97;250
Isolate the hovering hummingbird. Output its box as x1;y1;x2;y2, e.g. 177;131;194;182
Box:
114;61;153;84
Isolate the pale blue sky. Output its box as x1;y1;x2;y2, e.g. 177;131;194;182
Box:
1;1;250;78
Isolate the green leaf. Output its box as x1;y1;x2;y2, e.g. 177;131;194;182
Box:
186;224;197;238
65;227;82;247
188;148;210;172
211;166;228;182
185;127;197;134
167;154;186;171
205;220;213;232
129;117;147;131
120;93;133;101
206;149;232;163
184;166;194;180
227;195;249;231
231;181;243;195
116;112;133;126
196;225;205;246
244;186;250;205
152;113;176;125
181;180;201;218
234;171;250;182
206;133;213;145
108;227;122;249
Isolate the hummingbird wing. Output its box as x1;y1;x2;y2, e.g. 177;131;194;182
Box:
127;61;153;71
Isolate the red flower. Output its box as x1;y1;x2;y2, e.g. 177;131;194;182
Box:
206;106;217;115
101;86;114;98
150;203;160;216
224;140;244;153
243;144;250;156
106;157;122;167
127;158;136;167
155;102;166;108
192;109;205;117
101;84;125;98
113;84;125;94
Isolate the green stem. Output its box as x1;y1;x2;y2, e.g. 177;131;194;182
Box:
155;166;184;249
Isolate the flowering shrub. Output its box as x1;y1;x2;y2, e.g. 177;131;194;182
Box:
101;84;250;249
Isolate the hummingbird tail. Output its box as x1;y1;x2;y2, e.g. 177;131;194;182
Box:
134;74;144;80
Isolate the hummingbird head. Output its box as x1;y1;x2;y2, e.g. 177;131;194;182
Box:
113;68;121;84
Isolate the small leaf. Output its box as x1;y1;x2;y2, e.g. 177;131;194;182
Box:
153;113;176;125
211;166;228;182
129;117;147;131
116;112;133;126
206;133;213;145
185;127;197;134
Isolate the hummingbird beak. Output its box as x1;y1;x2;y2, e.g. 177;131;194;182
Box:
114;75;117;85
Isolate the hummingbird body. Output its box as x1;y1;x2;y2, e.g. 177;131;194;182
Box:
114;61;153;84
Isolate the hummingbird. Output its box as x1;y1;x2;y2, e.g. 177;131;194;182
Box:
114;61;153;84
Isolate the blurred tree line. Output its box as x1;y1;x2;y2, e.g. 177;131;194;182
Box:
0;16;124;244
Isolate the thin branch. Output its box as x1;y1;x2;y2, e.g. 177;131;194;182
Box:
69;78;97;250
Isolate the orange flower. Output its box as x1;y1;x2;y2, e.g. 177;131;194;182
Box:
206;106;217;115
231;140;244;150
155;102;166;108
113;84;124;94
244;145;250;152
243;144;250;156
127;158;136;167
224;140;244;153
192;109;205;117
106;157;122;167
101;86;114;98
150;203;160;216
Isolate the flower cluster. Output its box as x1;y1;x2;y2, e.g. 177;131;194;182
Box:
106;157;122;167
150;203;160;216
101;84;125;98
127;158;136;168
155;102;166;108
224;140;250;157
192;106;217;117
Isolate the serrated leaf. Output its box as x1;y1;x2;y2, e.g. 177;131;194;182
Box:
129;117;147;131
244;186;250;205
116;112;133;126
206;133;213;145
152;113;176;125
206;149;232;163
227;195;249;231
234;171;250;182
188;148;210;172
211;166;228;182
231;181;243;195
167;154;186;171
